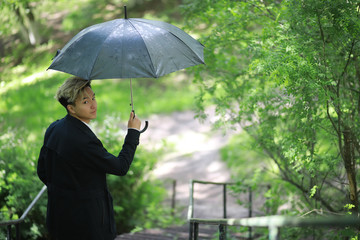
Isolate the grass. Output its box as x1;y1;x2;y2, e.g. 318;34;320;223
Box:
1;63;199;140
0;0;202;141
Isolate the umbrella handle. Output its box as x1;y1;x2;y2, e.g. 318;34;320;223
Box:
140;120;149;134
132;110;148;134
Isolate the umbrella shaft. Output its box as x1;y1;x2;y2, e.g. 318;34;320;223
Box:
130;78;134;112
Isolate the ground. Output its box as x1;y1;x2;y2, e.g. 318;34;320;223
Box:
140;108;256;219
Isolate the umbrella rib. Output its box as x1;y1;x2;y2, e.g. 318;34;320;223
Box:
88;50;101;79
133;19;205;65
127;19;158;78
169;32;205;65
86;40;109;80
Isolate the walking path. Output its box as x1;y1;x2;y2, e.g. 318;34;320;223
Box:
116;109;264;239
140;108;249;219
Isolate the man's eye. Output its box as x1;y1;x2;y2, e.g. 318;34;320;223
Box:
83;101;88;104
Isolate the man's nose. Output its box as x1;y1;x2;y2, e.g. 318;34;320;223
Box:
90;101;96;108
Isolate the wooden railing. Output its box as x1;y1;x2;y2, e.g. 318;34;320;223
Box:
187;179;255;238
187;179;360;240
0;185;47;240
189;215;360;240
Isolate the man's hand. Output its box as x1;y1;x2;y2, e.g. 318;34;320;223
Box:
128;111;141;130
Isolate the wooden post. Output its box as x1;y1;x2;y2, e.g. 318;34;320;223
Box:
248;186;253;239
15;224;20;240
269;225;280;240
171;180;176;216
223;184;227;218
194;222;199;240
188;180;195;219
219;224;226;240
189;222;193;240
7;225;11;240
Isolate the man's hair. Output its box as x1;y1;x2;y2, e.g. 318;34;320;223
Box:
55;77;91;110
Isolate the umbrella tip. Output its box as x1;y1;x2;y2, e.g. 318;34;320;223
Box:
124;6;128;19
51;49;61;60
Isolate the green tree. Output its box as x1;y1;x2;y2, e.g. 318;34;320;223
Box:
1;0;43;45
182;0;360;214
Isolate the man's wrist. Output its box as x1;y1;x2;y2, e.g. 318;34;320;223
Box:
128;127;140;132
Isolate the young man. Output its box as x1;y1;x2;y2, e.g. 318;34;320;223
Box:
37;77;141;240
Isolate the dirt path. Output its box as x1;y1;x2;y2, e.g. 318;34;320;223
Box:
140;108;251;219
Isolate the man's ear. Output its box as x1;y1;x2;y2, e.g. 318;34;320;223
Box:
67;104;75;114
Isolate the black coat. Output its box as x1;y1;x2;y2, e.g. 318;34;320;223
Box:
37;114;140;240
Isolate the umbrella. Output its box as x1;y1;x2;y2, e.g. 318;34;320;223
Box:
48;6;205;133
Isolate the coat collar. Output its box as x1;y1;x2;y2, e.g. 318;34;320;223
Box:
65;114;97;138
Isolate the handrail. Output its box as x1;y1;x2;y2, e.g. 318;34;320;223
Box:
0;185;47;240
189;215;360;240
187;180;360;239
187;180;256;238
187;180;237;220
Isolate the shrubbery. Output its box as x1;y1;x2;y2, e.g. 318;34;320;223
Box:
0;114;176;239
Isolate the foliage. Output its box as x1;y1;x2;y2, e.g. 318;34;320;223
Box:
0;113;179;238
0;127;47;240
182;0;360;236
0;0;198;238
0;71;195;239
222;133;303;216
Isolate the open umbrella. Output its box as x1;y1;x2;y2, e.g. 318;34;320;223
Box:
48;6;204;133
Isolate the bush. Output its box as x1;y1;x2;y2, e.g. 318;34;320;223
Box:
221;133;360;239
0;114;173;238
94;114;178;233
0;127;47;239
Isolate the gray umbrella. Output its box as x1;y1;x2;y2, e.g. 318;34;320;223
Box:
48;7;204;133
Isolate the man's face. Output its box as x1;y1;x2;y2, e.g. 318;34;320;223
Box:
68;86;97;123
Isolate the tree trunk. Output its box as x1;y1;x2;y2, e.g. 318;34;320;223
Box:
24;3;42;45
343;128;358;213
13;3;42;46
14;6;31;45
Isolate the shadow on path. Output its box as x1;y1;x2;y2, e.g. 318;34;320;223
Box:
140;108;249;219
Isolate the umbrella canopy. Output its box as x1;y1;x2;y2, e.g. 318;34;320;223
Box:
48;17;204;80
48;8;204;133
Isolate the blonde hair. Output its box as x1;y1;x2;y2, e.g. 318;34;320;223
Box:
56;77;91;109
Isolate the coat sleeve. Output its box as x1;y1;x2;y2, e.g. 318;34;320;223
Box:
83;129;140;176
37;145;48;185
37;124;55;185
